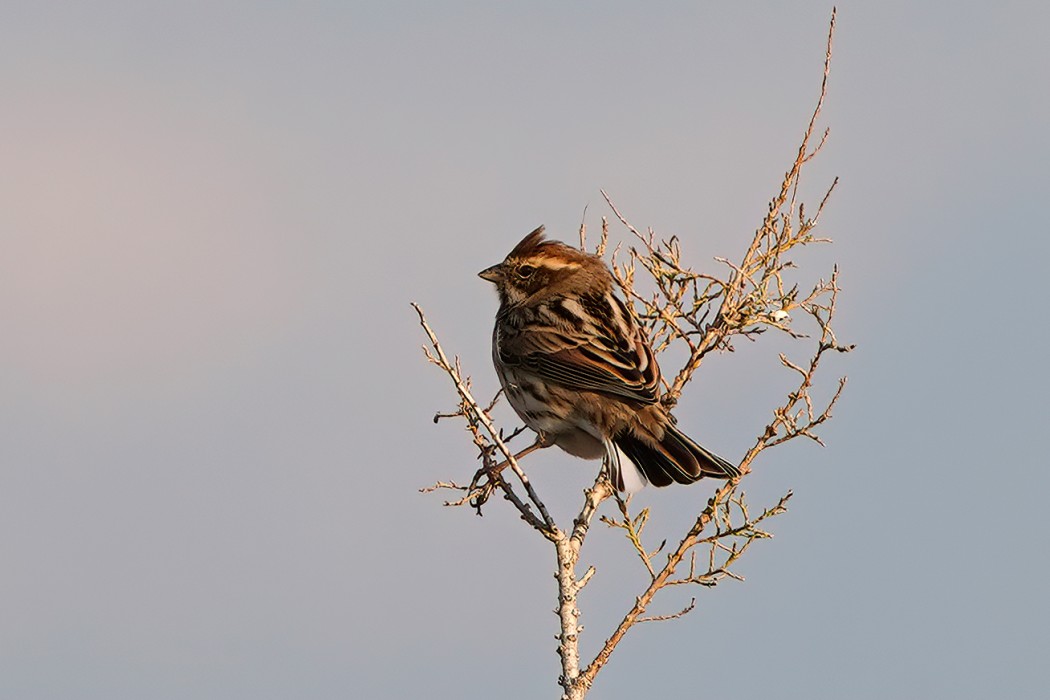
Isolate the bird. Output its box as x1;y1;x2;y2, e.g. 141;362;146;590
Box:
479;225;739;492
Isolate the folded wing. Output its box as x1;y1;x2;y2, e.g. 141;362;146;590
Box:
497;292;660;404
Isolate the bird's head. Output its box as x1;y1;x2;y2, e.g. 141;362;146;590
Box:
479;226;609;306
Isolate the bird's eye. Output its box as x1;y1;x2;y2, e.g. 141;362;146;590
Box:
518;265;537;279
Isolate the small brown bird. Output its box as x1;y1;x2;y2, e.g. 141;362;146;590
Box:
479;226;739;492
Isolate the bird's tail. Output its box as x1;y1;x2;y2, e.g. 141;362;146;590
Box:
612;424;739;489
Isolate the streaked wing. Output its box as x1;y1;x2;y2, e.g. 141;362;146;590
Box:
530;345;657;403
497;292;660;404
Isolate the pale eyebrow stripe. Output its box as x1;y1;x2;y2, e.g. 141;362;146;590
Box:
534;259;583;271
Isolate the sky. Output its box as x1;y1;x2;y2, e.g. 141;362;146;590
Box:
2;2;1049;698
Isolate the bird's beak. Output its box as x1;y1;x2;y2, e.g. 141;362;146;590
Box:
478;264;503;283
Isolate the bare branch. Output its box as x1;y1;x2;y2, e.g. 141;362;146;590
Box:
601;497;657;580
411;303;558;534
638;598;696;624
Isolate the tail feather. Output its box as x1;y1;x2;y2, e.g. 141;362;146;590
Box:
603;437;648;494
614;425;739;489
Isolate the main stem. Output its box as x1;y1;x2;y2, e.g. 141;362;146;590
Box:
555;535;584;700
556;476;612;699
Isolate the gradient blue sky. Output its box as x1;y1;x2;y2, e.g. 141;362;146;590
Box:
2;2;1048;698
